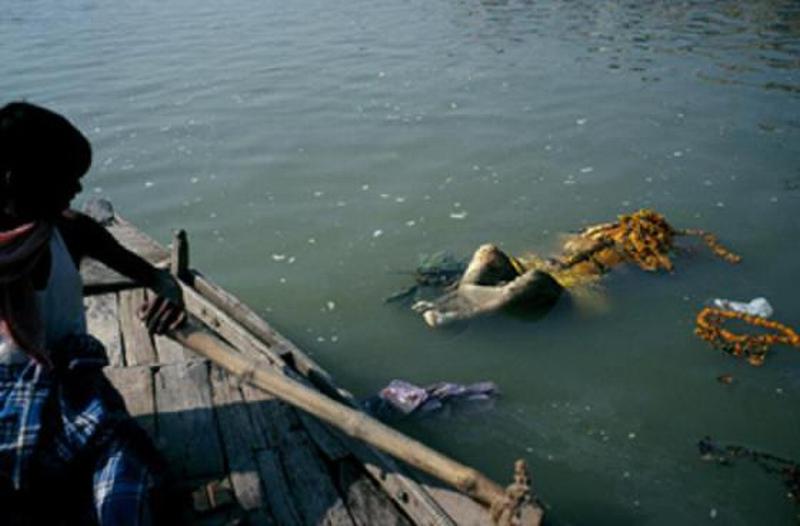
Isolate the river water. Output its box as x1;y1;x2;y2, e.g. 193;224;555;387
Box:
3;1;799;523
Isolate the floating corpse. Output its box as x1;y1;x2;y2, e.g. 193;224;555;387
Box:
412;209;741;327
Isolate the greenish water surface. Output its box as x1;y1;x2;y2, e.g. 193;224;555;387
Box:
2;1;799;523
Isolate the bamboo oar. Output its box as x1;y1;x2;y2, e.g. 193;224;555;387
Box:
168;320;541;524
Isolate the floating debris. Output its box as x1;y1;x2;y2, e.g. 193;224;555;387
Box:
698;436;800;504
384;251;467;303
711;297;773;318
716;374;734;385
364;379;499;419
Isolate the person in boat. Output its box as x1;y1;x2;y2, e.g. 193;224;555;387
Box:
0;101;185;524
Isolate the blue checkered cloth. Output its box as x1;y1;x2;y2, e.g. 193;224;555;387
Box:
0;334;158;525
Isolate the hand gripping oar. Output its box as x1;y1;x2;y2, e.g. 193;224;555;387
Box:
168;318;543;525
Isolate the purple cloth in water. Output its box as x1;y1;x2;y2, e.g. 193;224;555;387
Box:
376;379;498;416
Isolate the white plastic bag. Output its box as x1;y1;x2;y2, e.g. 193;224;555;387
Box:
711;297;773;318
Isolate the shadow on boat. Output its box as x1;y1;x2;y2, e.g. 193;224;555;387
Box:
129;394;469;525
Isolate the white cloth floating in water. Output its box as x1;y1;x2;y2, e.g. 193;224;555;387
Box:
711;297;773;318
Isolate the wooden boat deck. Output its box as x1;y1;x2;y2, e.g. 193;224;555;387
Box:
81;213;494;525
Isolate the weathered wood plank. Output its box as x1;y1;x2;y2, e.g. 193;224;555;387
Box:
84;293;123;367
423;485;494;526
107;217;170;264
81;214;168;293
104;365;156;439
255;449;304;526
118;288;157;366
240;383;298;449
208;367;269;513
154;334;194;364
278;430;355;526
296;410;352;462
181;283;280;366
336;460;412;526
154;360;225;479
191;271;354;402
81;258;137;295
344;440;457;526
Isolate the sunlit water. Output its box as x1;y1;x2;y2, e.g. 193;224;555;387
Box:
3;1;800;523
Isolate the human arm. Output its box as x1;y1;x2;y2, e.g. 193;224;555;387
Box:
58;210;186;333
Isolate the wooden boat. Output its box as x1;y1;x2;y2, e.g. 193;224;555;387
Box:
80;201;543;525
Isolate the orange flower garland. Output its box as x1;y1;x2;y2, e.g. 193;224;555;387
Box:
571;209;741;273
695;307;800;366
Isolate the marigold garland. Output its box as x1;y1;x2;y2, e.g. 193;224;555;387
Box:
680;228;742;264
568;209;741;274
695;307;800;366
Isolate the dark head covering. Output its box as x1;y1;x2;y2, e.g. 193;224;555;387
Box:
0;101;92;221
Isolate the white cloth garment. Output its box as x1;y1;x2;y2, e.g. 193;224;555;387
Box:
0;228;86;363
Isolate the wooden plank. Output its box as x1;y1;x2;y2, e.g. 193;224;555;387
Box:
255;449;304;526
118;288;157;366
81;258;137;295
80;214;168;293
278;430;355;526
241;381;356;524
345;440;457;526
84;293;123;367
104;365;156;439
154;334;194;364
154;360;225;479
296;410;352;462
108;217;170;264
181;283;280;366
336;460;412;526
423;485;494;526
191;271;353;401
240;383;297;449
208;366;269;513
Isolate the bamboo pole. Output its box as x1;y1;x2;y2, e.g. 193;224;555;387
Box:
169;320;541;524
